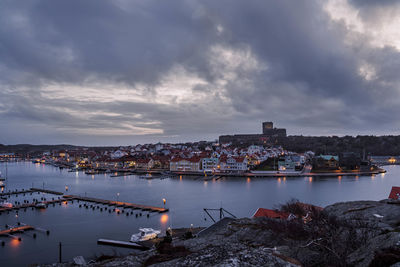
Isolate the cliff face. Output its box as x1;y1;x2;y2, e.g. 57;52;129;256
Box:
47;199;400;267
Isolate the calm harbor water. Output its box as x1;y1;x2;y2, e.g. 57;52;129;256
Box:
0;161;398;266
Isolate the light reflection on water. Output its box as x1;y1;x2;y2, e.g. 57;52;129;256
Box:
0;162;397;266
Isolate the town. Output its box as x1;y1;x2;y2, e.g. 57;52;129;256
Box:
1;122;389;177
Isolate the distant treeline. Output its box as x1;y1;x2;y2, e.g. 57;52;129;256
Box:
1;135;400;156
0;144;113;156
282;135;400;156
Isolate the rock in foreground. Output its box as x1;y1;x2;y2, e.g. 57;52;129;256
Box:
44;199;400;267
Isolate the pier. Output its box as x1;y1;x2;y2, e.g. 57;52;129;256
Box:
0;189;34;197
63;195;168;213
0;198;68;213
0;187;168;213
30;188;64;195
0;188;64;198
97;239;149;250
0;225;34;236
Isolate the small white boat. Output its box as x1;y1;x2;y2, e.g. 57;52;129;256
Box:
35;202;47;209
130;228;161;242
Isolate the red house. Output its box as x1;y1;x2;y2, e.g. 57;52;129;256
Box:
389;186;400;200
252;208;289;219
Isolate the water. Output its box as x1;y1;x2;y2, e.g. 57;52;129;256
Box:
0;162;398;266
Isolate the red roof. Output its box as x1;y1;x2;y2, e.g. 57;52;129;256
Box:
170;156;201;163
136;158;151;164
170;157;183;162
188;157;201;163
389;186;400;200
233;157;245;163
253;208;289;219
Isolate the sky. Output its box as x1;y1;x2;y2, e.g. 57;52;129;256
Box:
1;0;400;146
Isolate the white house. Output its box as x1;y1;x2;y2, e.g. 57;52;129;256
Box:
201;158;219;172
170;157;202;172
219;156;248;172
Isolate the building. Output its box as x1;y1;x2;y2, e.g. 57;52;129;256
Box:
219;121;286;144
219;156;248;172
389;186;400;200
202;158;219;172
313;155;339;170
253;208;289;219
262;122;274;132
262;121;286;136
170;157;202;172
135;158;154;170
339;152;361;170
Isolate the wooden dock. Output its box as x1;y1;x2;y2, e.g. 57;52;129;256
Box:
63;195;169;213
0;225;34;236
0;198;68;213
0;187;168;214
30;188;64;195
0;188;64;198
0;189;34;197
97;239;149;250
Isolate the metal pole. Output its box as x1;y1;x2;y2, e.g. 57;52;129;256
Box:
59;242;62;263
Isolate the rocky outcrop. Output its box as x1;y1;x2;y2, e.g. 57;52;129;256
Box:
43;199;400;267
324;199;400;267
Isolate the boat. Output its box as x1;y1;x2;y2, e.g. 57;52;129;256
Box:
138;173;153;179
85;169;97;175
35;202;47;209
0;202;13;208
130;228;161;242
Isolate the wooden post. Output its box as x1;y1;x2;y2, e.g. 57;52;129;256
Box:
59;242;62;263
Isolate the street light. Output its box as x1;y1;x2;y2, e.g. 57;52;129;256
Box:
117;193;120;202
162;198;166;208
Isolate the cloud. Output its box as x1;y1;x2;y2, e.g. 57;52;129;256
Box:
1;0;400;145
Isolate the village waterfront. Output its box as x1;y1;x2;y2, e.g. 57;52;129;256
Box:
0;161;397;266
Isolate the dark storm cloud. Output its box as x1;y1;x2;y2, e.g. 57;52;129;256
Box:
0;0;219;87
1;0;400;145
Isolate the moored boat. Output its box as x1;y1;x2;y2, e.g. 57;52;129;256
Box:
130;228;160;242
138;173;153;179
35;202;47;209
0;202;13;208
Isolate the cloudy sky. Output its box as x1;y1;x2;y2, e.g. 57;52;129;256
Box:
1;0;400;145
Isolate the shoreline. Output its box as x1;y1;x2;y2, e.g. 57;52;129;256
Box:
170;168;386;178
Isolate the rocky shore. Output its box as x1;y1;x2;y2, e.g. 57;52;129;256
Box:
41;199;400;267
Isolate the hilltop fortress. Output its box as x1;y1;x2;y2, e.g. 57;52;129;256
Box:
219;121;287;145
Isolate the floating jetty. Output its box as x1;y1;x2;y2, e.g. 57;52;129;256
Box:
0;189;34;197
30;188;64;195
0;198;67;213
0;225;34;236
0;188;64;198
63;195;168;213
97;239;149;250
0;187;168;214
